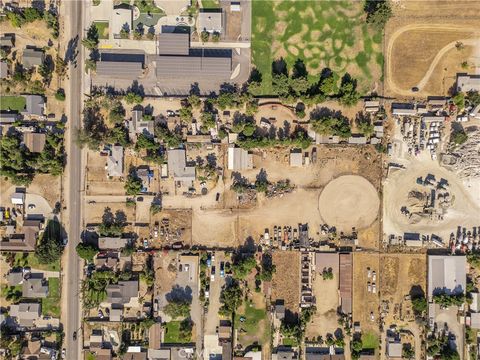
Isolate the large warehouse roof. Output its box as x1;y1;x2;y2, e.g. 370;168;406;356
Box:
155;53;231;78
96;61;143;79
428;255;466;298
158;33;190;55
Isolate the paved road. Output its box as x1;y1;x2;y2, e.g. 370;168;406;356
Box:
64;0;84;359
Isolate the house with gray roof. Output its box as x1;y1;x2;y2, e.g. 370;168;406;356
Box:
22;48;45;68
0;34;14;48
109;307;123;322
106;280;139;304
22;273;48;298
22;95;45;117
272;348;298;360
167;149;196;185
0;60;9;79
129;110;154;139
197;10;223;34
9;302;41;327
7;270;24;286
456;73;480;93
106;145;124;177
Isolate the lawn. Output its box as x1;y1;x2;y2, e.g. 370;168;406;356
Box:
134;0;165;13
235;300;269;345
42;278;61;317
14;253;61;272
283;337;298;347
164;321;190;344
251;0;383;95
201;0;220;9
362;331;379;350
93;21;109;39
0;96;26;112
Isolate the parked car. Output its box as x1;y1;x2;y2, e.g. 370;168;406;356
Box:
73;332;77;341
98;310;104;319
367;267;371;278
367;282;372;292
372;271;376;282
220;262;225;278
372;283;377;294
211;266;216;281
28;204;36;210
215;193;220;201
63;237;68;246
411;87;419;92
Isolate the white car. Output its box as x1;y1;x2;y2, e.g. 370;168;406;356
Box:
370;312;375;321
367;282;372;292
372;271;376;282
205;290;210;299
372;283;377;294
367;267;371;278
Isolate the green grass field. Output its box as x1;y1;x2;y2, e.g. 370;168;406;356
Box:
164;321;191;344
362;331;379;350
251;0;383;95
93;21;109;39
201;0;220;9
235;301;269;345
0;96;26;112
42;278;60;317
134;0;164;13
14;253;61;272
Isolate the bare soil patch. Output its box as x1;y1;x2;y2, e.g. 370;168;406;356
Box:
271;251;300;314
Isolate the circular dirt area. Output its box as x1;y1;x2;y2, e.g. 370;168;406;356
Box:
318;175;380;230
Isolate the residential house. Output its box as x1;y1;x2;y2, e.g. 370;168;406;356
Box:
109;307;123;322
23;132;46;153
289;149;303;167
22;48;45;68
0;219;42;252
197;10;223;33
106;145;124;177
0;60;9;79
272;348;298;360
227;146;253;170
391;103;417;116
129;110;154;139
9;302;41;327
22;95;45;117
112;5;133;39
0;112;20;126
22;273;48;298
89;348;113;360
122;346;147;360
348;135;367;144
106;280;139;304
95;254;119;271
167;149;196;185
456;73;480;93
386;340;402;359
137;166;153;192
470;312;480;329
0;34;14;48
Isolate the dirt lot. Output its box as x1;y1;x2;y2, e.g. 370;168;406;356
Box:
383;158;480;242
271;251;300;314
0;174;61;209
380;254;427;323
150;209;192;247
352;252;380;337
86;150;126;196
84;202;135;225
385;1;480;97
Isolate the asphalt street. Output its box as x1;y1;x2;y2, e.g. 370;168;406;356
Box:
64;1;84;359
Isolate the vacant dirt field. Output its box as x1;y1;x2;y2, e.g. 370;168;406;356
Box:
86;151;126;196
271;251;300;314
306;273;339;339
352;252;380;337
380;253;427;305
84;202;135;225
385;1;480;97
318;175;380;231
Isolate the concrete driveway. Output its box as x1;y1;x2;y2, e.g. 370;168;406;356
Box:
25;194;53;219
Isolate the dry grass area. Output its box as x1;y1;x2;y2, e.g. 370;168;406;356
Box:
385;1;480;97
271;251;300;314
0;174;61;208
86;151;126;196
352;252;380;336
153;252;177;297
306;273;339;339
84;202;135;225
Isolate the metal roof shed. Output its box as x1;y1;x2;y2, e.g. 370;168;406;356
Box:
96;61;143;79
157;33;190;55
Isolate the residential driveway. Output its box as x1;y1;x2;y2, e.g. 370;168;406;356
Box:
435;306;464;357
25;194;53;219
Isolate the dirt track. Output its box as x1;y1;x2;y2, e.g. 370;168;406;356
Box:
386;23;480;96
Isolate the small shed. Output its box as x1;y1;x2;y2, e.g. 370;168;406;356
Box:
289;149;303;167
11;192;25;205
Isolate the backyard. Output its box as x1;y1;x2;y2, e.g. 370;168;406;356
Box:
42;278;60;317
201;0;220;9
362;331;379;351
251;0;383;95
235;300;269;347
14;253;61;272
1;96;26;112
163;320;192;344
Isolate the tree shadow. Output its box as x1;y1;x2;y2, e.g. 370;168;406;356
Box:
256;168;268;184
292;59;308;79
166;285;193;303
190;83;200;96
272;58;288;77
248;67;262;83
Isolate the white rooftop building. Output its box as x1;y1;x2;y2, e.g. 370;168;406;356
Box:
456;74;480;93
227;146;253;170
428;255;466;300
106;145;124;177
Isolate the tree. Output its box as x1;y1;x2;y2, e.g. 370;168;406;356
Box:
163;299;191;319
364;0;392;30
124;92;143;104
311;116;351;138
120;28;130;39
85;59;97;73
187;94;201;108
232;256;257;279
319;71;338;95
258;252;276;281
356;114;374;137
178;318;193;342
338;74;360;106
219;280;243;316
453;92;465;109
450;128;468;145
412;295;427;316
466;90;480;107
242;122;256;137
76;243;99;262
55;88;66;101
6;11;26;28
125;171;143;195
212;31;220;42
55;55;67;79
23;7;42;22
322;267;334;280
179;105;193;123
35;219;64;264
109;103;125;124
201;112;216;131
82;24;99;49
201;31;209;42
402;344;415;360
